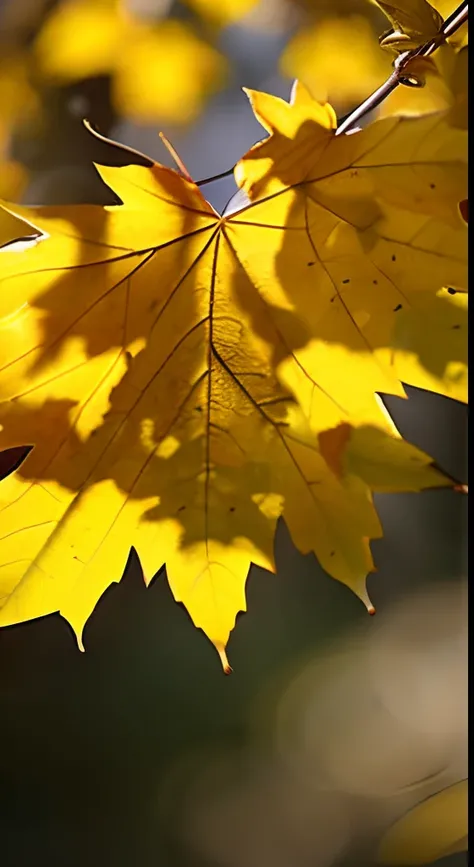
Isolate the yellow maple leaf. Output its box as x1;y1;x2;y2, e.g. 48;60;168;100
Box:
0;54;39;132
0;84;466;668
33;1;227;124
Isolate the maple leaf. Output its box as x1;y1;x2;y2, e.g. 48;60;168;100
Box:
0;84;466;669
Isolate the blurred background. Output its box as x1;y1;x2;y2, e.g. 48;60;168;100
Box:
0;0;468;865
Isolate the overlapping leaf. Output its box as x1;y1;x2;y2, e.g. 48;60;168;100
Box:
0;83;467;667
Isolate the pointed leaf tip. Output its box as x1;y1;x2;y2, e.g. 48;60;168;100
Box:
73;626;85;653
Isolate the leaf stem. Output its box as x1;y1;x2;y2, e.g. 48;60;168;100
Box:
196;0;468;182
196;168;239;187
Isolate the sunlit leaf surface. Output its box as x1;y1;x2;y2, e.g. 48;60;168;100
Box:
0;83;467;667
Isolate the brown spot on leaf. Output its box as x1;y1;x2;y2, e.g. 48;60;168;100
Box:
318;422;352;479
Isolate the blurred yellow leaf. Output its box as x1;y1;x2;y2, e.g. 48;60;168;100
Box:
441;43;468;128
183;0;259;27
377;779;468;864
33;0;122;81
114;20;227;124
430;0;457;15
280;15;390;107
0;54;40;152
34;1;227;123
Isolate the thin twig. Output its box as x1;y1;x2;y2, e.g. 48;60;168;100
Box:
196;168;238;187
196;0;468;183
